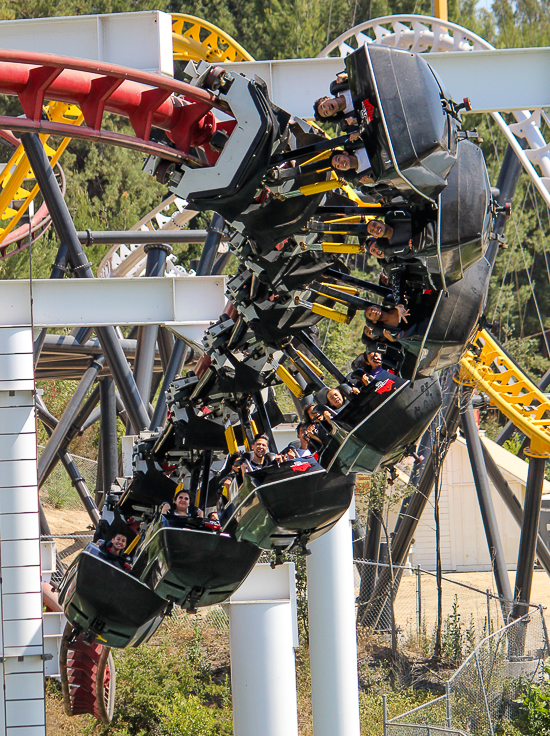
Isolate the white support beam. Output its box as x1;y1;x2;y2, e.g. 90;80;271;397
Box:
0;327;46;735
226;563;299;736
0;276;226;342
0;11;174;77
307;510;360;736
224;46;550;117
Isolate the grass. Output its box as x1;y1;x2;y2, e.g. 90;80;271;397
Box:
46;613;458;736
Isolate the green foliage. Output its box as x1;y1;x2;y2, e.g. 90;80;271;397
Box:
442;595;463;664
358;688;443;736
295;554;309;642
514;663;550;736
157;695;225;736
91;626;232;736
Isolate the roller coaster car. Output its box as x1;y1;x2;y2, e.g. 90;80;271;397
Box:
221;457;355;551
131;517;261;608
346;44;459;201
321;372;442;474
399;248;493;379
58;544;167;649
412;140;492;289
147;62;290;223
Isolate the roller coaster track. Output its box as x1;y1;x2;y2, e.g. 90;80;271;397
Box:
171;14;253;63
459;329;550;457
0;47;228;266
60;623;116;723
0;14;250;267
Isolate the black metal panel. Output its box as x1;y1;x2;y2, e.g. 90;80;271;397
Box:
404;252;491;377
224;459;355;549
135;524;261;607
346;45;458;199
58;545;167;648
322;375;442;474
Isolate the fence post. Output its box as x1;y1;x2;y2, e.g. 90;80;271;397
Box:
474;650;495;736
382;694;387;736
540;605;550;655
445;681;452;729
416;564;422;639
486;589;491;634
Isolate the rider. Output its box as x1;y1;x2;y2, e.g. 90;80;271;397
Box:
233;433;279;478
161;488;204;522
351;347;386;378
329;150;374;186
97;532;131;569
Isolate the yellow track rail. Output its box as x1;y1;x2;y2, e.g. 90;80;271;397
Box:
459;329;550;457
171;14;254;63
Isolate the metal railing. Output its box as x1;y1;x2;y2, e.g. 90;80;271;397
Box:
385;608;549;736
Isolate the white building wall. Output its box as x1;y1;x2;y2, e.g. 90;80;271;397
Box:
408;437;530;573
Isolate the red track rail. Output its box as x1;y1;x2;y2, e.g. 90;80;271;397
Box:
60;623;115;723
44;586;115;723
0;50;236;163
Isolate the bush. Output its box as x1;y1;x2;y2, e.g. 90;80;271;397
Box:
515;663;550;735
91;624;233;736
158;695;222;736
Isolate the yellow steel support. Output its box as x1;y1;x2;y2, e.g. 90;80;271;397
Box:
299;178;346;197
341;183;381;207
224;424;239;455
171;14;254;62
276;365;304;398
325;215;376;224
459;329;550;456
125;535;141;555
320;282;359;295
311;303;351;324
317;291;348;305
295;349;324;378
433;0;448;21
250;419;259;437
321;244;364;254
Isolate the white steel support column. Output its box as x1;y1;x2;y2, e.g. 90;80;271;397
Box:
0;324;46;735
307;510;360;736
226;563;299;736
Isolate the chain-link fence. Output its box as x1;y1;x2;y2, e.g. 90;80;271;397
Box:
354;559;542;656
385;607;549;736
163;604;230;635
39;445;98;511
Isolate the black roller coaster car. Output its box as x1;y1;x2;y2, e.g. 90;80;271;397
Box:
58;544;167;648
131;517;261;609
346;44;460;201
221;456;356;553
320;371;442;474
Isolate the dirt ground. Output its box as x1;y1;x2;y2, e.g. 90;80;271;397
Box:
43;506;95;566
44;506;94;535
369;567;550;642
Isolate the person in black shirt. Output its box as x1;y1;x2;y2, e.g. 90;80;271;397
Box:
234;434;280;479
161;488;204;524
97;533;131;569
